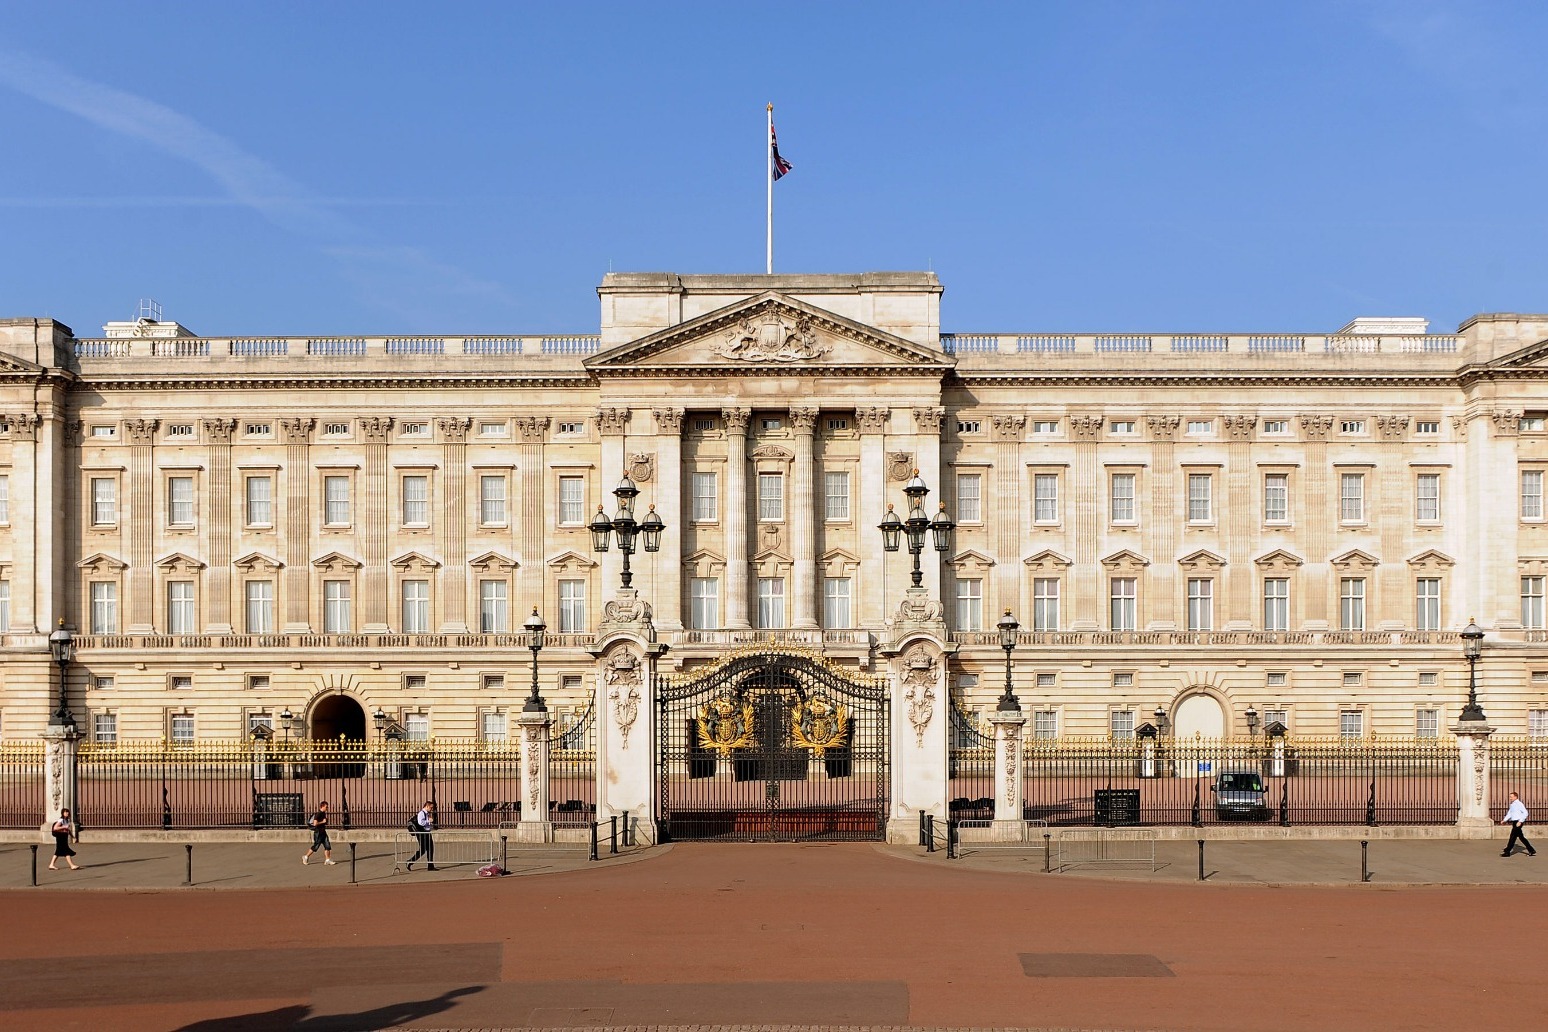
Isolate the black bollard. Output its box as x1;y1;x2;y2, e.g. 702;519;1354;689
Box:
1044;833;1052;873
1361;840;1370;882
349;842;357;886
1198;839;1206;881
610;815;618;855
185;843;193;886
501;835;508;870
30;844;37;887
589;821;599;862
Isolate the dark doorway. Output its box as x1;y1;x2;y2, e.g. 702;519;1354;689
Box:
310;694;367;778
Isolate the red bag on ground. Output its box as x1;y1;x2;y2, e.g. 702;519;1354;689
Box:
477;863;505;877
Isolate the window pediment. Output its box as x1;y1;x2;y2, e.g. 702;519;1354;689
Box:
468;550;518;574
155;552;206;573
389;551;441;573
1101;549;1150;573
1024;549;1072;572
233;551;282;573
683;548;727;578
547;549;598;573
1254;549;1304;571
946;549;995;574
1178;549;1226;572
819;548;860;577
1331;549;1380;572
78;552;129;574
1407;549;1455;570
312;551;363;573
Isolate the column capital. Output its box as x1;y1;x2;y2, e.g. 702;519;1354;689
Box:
652;407;685;434
124;417;159;444
912;407;945;435
515;415;550;443
856;406;889;435
596;407;630;436
280;417;315;445
789;407;819;434
722;407;751;433
361;415;394;442
201;417;236;443
436;416;471;443
1146;415;1181;442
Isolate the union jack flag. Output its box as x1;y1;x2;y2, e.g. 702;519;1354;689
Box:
771;123;793;181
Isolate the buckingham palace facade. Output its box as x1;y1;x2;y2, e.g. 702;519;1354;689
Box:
4;271;1548;748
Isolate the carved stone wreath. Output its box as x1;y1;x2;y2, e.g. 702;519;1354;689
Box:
712;311;830;363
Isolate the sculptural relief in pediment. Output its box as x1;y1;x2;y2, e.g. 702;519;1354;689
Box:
711;310;831;363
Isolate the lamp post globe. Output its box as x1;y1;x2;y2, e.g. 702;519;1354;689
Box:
1460;618;1487;721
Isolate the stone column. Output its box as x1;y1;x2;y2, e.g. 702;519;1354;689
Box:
515;416;549;609
592;635;662;845
857;407;890;629
124;418;158;633
1453;716;1495;836
360;416;393;633
42;722;81;832
515;710;552;843
992;415;1026;618
723;408;751;629
8;414;42;633
790;407;819;628
1068;415;1101;629
886;635;950;843
596;407;629;602
912;407;945;600
203;419;236;633
1223;416;1257;629
1482;411;1522;627
989;709;1027;826
438;417;471;633
280;418;314;632
1145;416;1181;630
1375;416;1411;629
651;408;685;632
1300;416;1334;628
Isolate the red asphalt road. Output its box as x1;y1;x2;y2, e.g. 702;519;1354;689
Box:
2;842;1542;1031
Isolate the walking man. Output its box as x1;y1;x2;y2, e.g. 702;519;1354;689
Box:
406;800;437;871
302;800;335;865
1500;790;1536;857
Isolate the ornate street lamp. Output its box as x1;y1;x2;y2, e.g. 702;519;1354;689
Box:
372;707;387;739
1153;705;1170;737
996;609;1021;712
1460;618;1486;721
589;474;665;590
1245;705;1260;738
523;607;548;713
877;470;955;588
280;708;296;745
47;619;76;728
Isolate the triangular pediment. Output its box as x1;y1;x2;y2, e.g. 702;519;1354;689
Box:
1178;549;1227;571
1255;548;1304;570
0;352;45;375
1407;548;1456;569
946;549;996;571
155;552;206;572
468;550;518;573
546;549;597;570
1494;336;1548;368
389;551;440;572
1024;549;1072;570
312;551;363;572
1331;548;1380;571
584;293;955;376
233;551;282;572
77;552;128;573
1101;549;1151;571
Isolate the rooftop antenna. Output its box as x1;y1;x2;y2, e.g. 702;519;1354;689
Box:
135;298;162;325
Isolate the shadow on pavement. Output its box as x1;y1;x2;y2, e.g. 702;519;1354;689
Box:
174;986;482;1032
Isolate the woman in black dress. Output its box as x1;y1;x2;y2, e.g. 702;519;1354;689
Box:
49;808;79;870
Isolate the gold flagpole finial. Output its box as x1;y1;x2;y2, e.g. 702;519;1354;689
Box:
767;102;773;112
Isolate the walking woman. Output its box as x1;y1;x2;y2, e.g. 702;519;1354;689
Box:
49;808;79;871
406;800;437;871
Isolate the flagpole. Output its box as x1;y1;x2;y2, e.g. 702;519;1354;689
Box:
766;103;774;275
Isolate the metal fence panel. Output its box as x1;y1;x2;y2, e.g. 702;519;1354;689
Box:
0;743;46;828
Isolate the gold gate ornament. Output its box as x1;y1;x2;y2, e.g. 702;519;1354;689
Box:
790;694;849;756
696;694;757;757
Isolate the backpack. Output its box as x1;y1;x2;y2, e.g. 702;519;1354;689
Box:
478;863;505;877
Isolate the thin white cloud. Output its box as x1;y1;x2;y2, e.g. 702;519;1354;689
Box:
0;196;452;208
0;49;511;317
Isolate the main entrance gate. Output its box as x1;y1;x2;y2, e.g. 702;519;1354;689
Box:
656;648;889;841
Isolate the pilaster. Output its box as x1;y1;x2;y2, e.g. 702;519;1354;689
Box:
1223;415;1256;630
790;406;819;628
992;414;1025;618
597;406;629;600
723;407;751;629
361;416;392;633
438;417;471;633
203;419;236;632
651;408;685;631
1300;415;1333;627
8;414;42;633
885;635;950;843
591;634;663;845
124;418;158;633
857;407;890;629
1068;414;1101;629
1145;416;1180;630
281;417;314;632
515;416;549;608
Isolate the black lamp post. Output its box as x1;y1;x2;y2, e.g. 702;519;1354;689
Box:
1460;618;1486;721
47;619;76;728
1245;705;1260;738
1153;706;1170;737
523;607;547;713
878;470;955;588
372;707;387;740
996;609;1021;712
280;708;295;745
589;474;665;590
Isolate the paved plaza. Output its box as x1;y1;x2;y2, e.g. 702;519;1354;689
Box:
1;837;1543;1031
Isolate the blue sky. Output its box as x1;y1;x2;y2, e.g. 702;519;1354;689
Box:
1;2;1543;337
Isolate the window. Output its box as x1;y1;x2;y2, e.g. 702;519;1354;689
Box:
245;476;272;526
692;416;716;433
760;416;783;431
1032;578;1060;631
1530;709;1548;740
558;578;586;632
401;579;430;633
323;422;350;436
691;472;718;521
478;421;507;437
1524;471;1544;520
166;581;195;634
401;475;429;526
171;714;195;746
0;579;9;631
245;581;274;634
1036;672;1056;689
1263;473;1288;523
1266;672;1288;689
170;675;193;693
1033;473;1059;522
1415;577;1442;631
1033;710;1059;740
1110;473;1136;523
1186;419;1212;436
168;476;194;526
1110;710;1136;740
558;420;585;435
248;675;270;692
957;419;981;434
404;674;427;692
401;421;429;437
1113;672;1134;688
93;713;117;745
0;474;7;522
955;578;983;631
482;711;507;742
1522;415;1547;433
1340;473;1365;522
90;477;116;525
244;422;272;437
323;475;350;526
824;471;850;521
561;674;584;698
1416;473;1440;522
1416;709;1439;739
248;712;273;735
323;580;352;633
482;674;505;692
1110;420;1136;435
1418;671;1438;687
1339;710;1364;739
1262;419;1289;435
479;580;509;633
1110;578;1137;632
826;417;849;432
1340;420;1366;435
90;582;117;634
820;577;853;628
1032;419;1058;435
404;713;429;742
1187;473;1212;522
478;475;506;524
1416;420;1440;435
90;424;115;438
1343;671;1363;687
756;578;786;628
558;476;585;525
757;473;784;521
1263;707;1288;731
689;577;719;630
1339;578;1366;632
1523;576;1546;630
1186;578;1213;632
1263;578;1290;632
956;473;982;523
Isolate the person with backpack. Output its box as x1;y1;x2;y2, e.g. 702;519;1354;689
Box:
302;800;335;865
49;807;79;871
406;800;436;870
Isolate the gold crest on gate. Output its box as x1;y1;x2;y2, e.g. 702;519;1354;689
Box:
790;693;849;756
696;694;756;756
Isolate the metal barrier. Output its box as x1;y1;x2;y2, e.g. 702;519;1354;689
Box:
953;818;1051;857
1053;829;1159;872
391;830;498;871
